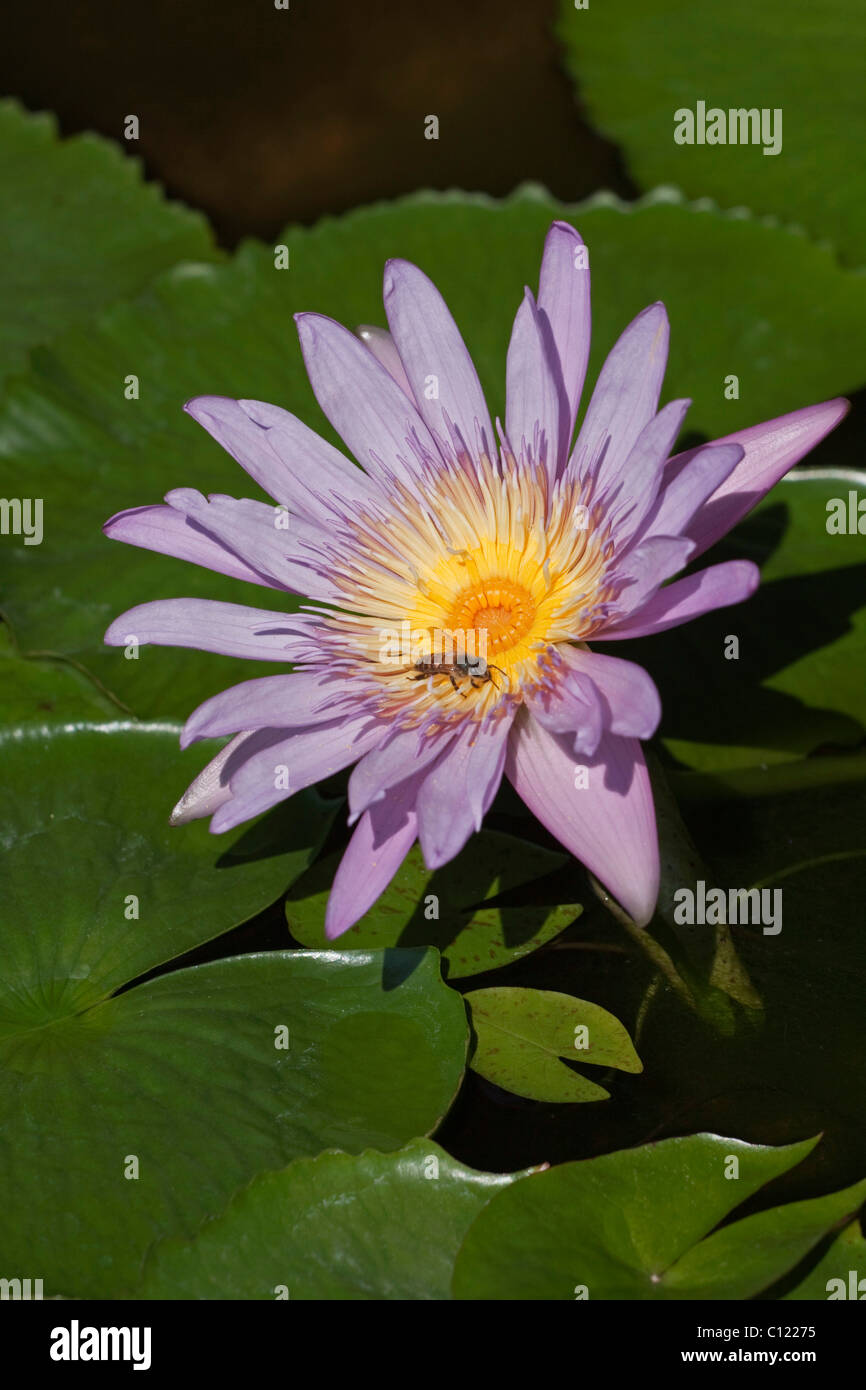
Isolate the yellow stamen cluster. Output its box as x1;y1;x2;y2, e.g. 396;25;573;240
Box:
321;452;615;723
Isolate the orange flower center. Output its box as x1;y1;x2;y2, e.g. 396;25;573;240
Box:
449;578;537;658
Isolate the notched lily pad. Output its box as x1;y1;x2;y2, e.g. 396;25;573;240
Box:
452;1132;866;1299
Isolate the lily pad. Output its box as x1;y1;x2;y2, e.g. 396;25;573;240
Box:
465;986;642;1102
557;0;866;265
0;720;336;1007
0;623;118;724
138;1139;523;1300
0;948;468;1298
286;830;579;976
452;1132;866;1299
2;188;865;720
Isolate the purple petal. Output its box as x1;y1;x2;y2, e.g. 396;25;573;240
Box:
104;598;316;662
383;258;495;463
610;535;695;618
602;398;691;543
181;671;350;749
523;664;604;757
210;716;383;833
169;732;256;826
348;725;453;824
185;396;379;523
506;288;567;476
562;647;661;740
164;489;341;601
295;312;439;491
569;302;669;486
416;712;513;869
104;504;276;587
675;398;849;558
536;220;591;462
636;442;743;545
598;560;760;640
356;326;415;400
505;709;659;926
324;776;422;940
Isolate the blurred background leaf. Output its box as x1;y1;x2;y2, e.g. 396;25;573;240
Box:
0;1;629;247
557;0;866;265
0;99;218;389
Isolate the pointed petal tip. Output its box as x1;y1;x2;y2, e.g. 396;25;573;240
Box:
207;806;235;835
183;393;241;425
817;395;851;427
103;615;130;646
773;394;851;440
381;258;404;295
383;255;412;277
628;892;657;929
420;844;450;873
594;849;660;929
293;310;324;338
741;559;761;595
323;903;356;941
591;853;659;929
549;218;580;234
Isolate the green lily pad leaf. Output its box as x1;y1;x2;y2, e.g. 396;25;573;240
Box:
0;721;336;1012
465;986;642;1102
138;1139;524;1300
452;1133;866;1299
663;1180;866;1300
0;623;118;724
2;189;865;719
0;948;468;1298
0;99;217;388
286;831;579;977
785;1220;866;1300
557;0;866;265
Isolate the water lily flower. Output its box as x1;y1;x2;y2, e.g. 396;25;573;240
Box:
104;221;847;935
